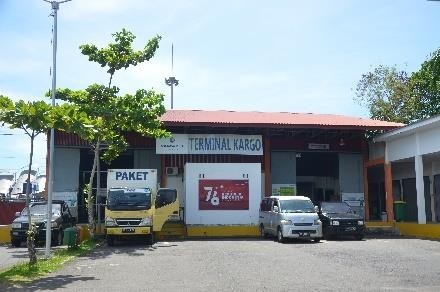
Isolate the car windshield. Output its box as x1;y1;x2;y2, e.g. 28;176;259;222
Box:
22;203;61;216
107;188;152;211
321;202;353;214
279;199;315;213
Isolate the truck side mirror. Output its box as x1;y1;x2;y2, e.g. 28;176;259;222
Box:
314;206;319;213
273;206;279;213
15;211;21;217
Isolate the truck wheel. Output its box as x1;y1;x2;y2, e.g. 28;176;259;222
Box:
277;227;284;243
107;235;114;246
147;233;154;246
11;239;21;247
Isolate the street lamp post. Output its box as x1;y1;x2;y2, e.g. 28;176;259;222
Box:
43;0;71;258
165;44;179;109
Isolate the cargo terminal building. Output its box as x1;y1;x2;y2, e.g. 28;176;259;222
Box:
50;109;401;235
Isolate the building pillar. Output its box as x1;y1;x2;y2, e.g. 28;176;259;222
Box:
415;155;426;224
430;162;436;222
363;162;370;221
384;163;394;222
160;155;166;188
264;133;271;197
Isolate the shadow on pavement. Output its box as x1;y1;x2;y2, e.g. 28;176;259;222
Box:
80;240;180;260
0;275;97;292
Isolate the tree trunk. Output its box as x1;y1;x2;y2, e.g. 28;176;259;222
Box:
26;133;37;265
87;141;99;239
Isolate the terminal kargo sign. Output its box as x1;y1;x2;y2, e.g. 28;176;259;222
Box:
156;134;263;155
199;179;249;210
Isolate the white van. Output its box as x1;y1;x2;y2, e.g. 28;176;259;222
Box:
259;196;322;243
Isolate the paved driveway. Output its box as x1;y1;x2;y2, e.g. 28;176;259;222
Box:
0;244;29;270
0;243;66;272
2;237;440;291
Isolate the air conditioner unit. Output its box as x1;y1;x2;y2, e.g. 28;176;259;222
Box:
166;167;179;176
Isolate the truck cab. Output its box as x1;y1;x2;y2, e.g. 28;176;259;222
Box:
104;169;179;246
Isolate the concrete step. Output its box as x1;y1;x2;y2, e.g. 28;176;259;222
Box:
366;225;400;236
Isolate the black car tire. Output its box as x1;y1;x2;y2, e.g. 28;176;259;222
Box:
355;234;364;241
11;239;21;247
277;227;284;243
52;229;63;246
323;232;333;240
147;233;154;246
313;238;321;243
260;225;267;239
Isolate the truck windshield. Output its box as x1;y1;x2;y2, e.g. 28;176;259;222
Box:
279;200;315;213
320;202;353;214
107;188;152;211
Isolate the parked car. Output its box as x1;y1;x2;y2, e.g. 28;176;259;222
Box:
259;196;322;243
318;201;365;240
10;200;75;247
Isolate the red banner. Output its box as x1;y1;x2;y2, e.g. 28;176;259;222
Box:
199;179;249;210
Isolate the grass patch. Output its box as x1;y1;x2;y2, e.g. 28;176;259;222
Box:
0;239;102;283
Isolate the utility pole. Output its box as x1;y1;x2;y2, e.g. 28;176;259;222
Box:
165;44;179;109
43;0;71;258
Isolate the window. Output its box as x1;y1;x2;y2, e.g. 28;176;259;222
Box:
155;189;177;208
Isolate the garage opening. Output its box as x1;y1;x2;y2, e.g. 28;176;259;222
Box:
296;152;339;204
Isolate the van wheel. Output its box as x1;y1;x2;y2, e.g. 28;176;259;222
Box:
277;227;284;243
260;225;267;239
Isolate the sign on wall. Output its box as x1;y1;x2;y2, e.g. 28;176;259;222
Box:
156;134;263;155
272;184;297;196
199;179;249;210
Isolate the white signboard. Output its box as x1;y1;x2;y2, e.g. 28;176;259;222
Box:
185;163;262;225
156;134;263;155
308;143;330;150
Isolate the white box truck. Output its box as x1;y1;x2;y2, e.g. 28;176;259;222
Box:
105;169;179;245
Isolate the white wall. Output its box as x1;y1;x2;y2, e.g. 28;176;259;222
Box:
419;127;440;156
387;135;416;162
184;163;261;225
54;148;80;192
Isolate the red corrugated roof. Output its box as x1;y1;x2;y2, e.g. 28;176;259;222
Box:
160;110;404;130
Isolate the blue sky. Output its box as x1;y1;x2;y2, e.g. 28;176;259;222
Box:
0;0;439;174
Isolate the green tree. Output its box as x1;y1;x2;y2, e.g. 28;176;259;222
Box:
354;65;416;124
0;96;89;264
56;29;169;238
355;49;440;125
411;48;440;119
